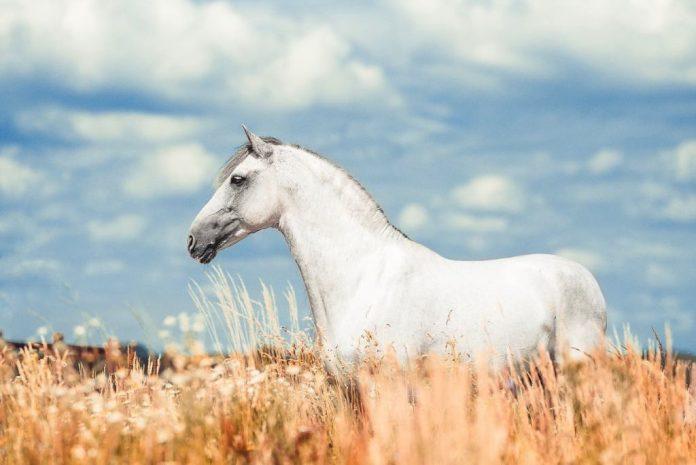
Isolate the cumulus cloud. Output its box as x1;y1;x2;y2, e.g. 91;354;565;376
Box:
644;263;679;288
445;213;508;233
15;108;205;144
636;183;696;223
588;149;622;175
0;153;42;197
124;144;218;198
0;0;389;109
87;214;147;242
84;259;126;276
633;295;693;332
398;203;429;231
660;194;696;222
554;248;604;272
0;211;58;252
0;258;61;279
451;175;524;213
388;0;696;86
664;139;696;181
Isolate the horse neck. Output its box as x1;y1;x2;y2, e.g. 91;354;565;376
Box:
275;152;405;339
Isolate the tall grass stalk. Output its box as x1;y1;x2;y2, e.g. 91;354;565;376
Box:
1;271;694;464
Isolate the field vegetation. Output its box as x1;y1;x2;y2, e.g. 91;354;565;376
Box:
1;269;695;464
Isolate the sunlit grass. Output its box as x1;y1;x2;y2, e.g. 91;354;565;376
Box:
1;269;694;464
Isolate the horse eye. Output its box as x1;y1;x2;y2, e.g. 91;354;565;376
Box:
230;175;245;185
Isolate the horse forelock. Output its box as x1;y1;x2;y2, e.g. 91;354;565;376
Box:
214;136;283;188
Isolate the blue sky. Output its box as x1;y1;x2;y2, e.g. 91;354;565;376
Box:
0;0;695;351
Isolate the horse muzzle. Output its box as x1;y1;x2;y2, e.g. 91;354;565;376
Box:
187;218;242;264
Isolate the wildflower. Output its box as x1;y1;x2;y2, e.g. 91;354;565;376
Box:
88;318;100;327
37;326;48;336
188;340;205;355
173;422;185;434
51;386;67;397
218;381;234;397
156;430;172;444
106;411;124;424
178;312;190;332
129;371;144;385
74;325;86;337
163;315;177;326
285;365;301;376
192;314;206;333
170;374;190;386
158;329;170;339
131;416;147;431
71;401;86;412
71;445;86;460
95;373;107;389
249;371;266;385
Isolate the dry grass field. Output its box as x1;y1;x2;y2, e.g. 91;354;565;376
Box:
1;270;695;465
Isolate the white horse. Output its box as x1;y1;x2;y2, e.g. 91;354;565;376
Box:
188;126;607;371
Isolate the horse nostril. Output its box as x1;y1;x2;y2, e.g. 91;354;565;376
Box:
187;234;196;253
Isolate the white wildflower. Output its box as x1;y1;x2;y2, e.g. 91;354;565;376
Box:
249;371;266;385
73;325;86;336
106;411;124;424
132;416;147;431
71;445;86;460
170;373;190;386
285;365;301;376
71;401;86;412
163;315;177;326
192;314;206;333
156;430;172;444
178;312;190;332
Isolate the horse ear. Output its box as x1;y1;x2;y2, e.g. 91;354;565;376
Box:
241;124;273;158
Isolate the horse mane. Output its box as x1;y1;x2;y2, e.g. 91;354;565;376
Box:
214;136;407;239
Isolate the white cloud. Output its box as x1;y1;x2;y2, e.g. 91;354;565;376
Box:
664;139;696;181
0;212;58;251
633;295;694;332
84;259;126;276
445;213;508;233
87;214;146;242
388;0;696;86
615;238;681;260
124;143;218;198
0;258;61;279
555;248;604;272
0;154;41;197
588;149;622;175
0;0;390;109
636;183;696;222
661;194;696;222
451;175;524;213
644;263;679;288
398;203;429;231
16;108;204;144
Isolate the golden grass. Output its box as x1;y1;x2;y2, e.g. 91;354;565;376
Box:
1;270;695;465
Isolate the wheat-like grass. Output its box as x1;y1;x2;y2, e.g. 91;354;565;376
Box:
1;270;694;464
